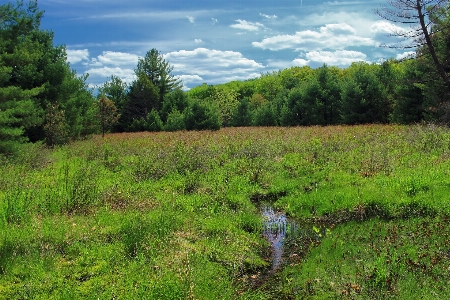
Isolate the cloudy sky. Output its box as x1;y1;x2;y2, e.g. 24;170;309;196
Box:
38;0;413;90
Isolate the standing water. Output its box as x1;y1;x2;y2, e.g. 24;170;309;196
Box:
261;205;328;272
261;206;296;272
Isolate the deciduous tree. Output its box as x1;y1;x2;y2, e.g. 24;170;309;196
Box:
96;95;120;137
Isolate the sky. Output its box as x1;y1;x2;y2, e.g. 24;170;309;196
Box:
37;0;414;90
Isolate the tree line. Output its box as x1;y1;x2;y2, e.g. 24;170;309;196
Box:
1;0;450;156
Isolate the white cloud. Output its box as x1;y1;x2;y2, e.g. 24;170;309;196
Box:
165;48;264;84
187;16;195;23
85;66;136;84
90;51;140;67
230;19;265;31
292;58;309;66
264;59;309;70
396;51;415;60
178;74;204;89
370;21;408;36
298;11;378;37
260;13;277;19
194;39;203;44
321;23;356;35
81;51;141;86
211;18;218;25
325;1;366;5
66;49;89;64
305;50;366;66
165;48;263;72
252;23;375;51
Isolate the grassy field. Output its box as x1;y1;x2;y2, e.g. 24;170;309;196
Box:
1;125;450;299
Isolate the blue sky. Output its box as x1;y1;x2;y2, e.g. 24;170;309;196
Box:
38;0;413;90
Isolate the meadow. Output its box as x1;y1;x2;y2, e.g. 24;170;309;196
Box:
1;124;450;299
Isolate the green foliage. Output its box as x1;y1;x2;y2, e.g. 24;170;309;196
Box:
279;66;315;89
98;75;128;112
145;109;163;132
43;103;68;146
252;102;278;126
136;48;182;106
1;125;450;298
341;62;391;124
188;83;211;100
164;109;185;131
231;98;252;127
392;61;426;124
123;73;160;128
0;0;96;151
209;86;240;127
184;100;221;130
254;72;283;102
95;95;120;137
160;88;188;122
0;85;43;154
127;109;163;132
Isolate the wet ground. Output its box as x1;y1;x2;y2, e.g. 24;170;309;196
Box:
241;203;330;289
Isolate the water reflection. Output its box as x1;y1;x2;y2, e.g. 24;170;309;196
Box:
261;206;328;272
261;206;290;271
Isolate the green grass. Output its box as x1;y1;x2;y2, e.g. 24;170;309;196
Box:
1;124;450;299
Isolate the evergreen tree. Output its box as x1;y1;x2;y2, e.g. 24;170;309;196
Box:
0;0;96;152
184;101;220;131
392;60;427;123
340;63;390;124
315;65;341;125
231;98;252;127
123;73;159;130
135;48;181;109
252;102;277;126
160;89;188;123
164;109;185;132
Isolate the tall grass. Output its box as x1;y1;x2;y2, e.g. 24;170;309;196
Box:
1;124;450;298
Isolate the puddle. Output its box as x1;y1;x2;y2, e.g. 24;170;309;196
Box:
241;197;330;289
261;206;290;271
261;205;329;273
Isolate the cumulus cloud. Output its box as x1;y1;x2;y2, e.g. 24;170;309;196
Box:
211;18;218;25
252;23;375;51
230;19;265;31
88;51;140;67
85;66;136;84
66;49;89;64
305;50;366;66
370;21;408;37
187;16;195;23
194;39;203;44
165;48;264;84
178;74;204;89
292;58;309;66
80;51;141;86
396;51;415;60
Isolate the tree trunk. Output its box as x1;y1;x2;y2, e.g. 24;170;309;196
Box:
417;0;450;96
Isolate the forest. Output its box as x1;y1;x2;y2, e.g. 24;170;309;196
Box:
1;1;449;156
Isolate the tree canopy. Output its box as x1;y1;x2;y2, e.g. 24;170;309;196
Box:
2;0;450;156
